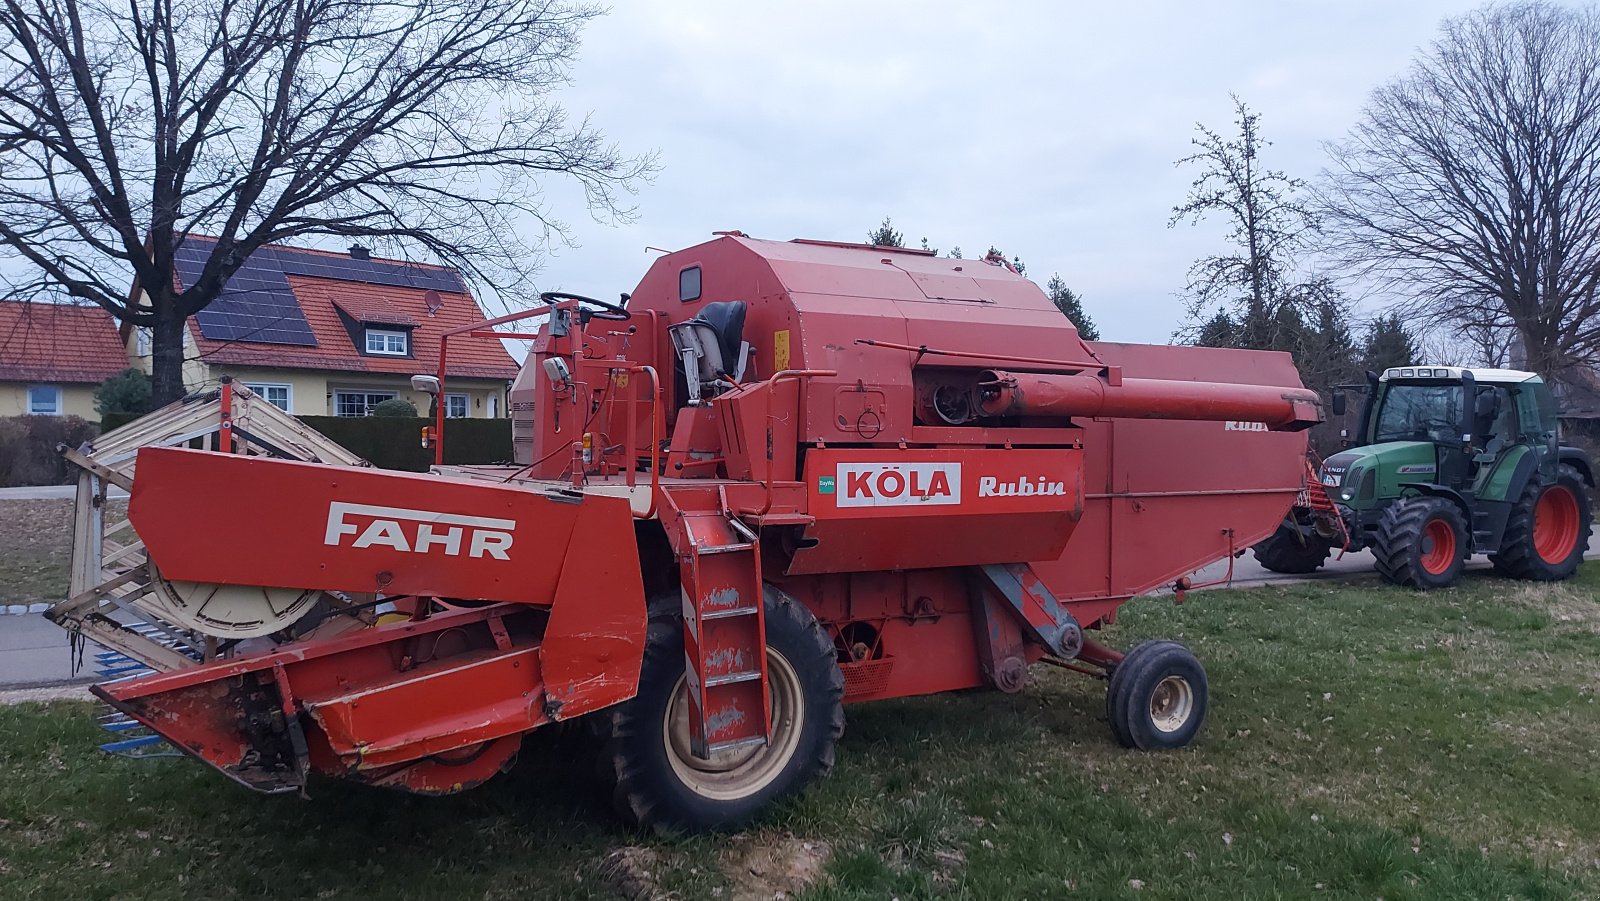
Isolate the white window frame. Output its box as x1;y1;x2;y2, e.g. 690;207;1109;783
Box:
243;382;292;412
27;384;62;415
134;327;151;357
364;328;409;356
444;393;470;419
487;393;499;418
334;390;398;417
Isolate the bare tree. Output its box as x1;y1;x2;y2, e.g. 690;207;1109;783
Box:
1171;95;1319;349
0;0;651;402
1320;0;1600;379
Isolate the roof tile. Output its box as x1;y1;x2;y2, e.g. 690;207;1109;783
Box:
0;302;129;384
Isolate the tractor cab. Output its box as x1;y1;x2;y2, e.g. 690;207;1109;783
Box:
1330;367;1560;507
1254;365;1593;589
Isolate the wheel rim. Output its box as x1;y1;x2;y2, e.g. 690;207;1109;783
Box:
663;650;804;801
1533;485;1582;565
1419;518;1456;575
1149;675;1195;734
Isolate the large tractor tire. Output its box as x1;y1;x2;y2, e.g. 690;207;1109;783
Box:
1252;520;1334;574
1491;464;1593;581
600;586;844;832
1372;496;1468;590
1105;640;1209;751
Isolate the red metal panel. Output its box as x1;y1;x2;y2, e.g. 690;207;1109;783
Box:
307;646;546;767
789;447;1082;574
128;446;625;604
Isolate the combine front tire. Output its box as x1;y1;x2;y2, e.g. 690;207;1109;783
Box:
1105;641;1209;751
1372;497;1467;590
601;587;844;832
1252;520;1333;574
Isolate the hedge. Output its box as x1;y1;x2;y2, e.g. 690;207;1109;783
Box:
298;415;512;471
98;411;513;472
0;415;99;487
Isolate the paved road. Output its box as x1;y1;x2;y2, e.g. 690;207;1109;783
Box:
0;485;126;500
0;614;104;689
1187;523;1600;589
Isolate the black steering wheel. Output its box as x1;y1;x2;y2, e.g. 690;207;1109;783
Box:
540;291;631;322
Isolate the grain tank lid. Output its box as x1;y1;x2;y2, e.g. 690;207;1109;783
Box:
715;233;1057;312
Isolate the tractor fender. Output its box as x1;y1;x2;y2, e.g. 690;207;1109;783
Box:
1558;446;1596;488
1397;482;1474;529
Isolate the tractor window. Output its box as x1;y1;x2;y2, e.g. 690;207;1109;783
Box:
1373;384;1464;443
1512;377;1559;443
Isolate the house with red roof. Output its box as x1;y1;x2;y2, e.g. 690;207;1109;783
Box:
125;239;520;417
0;301;128;418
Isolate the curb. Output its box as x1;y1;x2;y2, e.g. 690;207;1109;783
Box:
1;604;52;615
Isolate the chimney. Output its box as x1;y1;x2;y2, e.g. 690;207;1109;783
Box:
349;244;371;261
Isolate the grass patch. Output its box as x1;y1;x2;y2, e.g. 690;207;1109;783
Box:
1;569;1597;898
0;499;79;605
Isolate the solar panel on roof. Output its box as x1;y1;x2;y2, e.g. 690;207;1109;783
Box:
176;236;465;347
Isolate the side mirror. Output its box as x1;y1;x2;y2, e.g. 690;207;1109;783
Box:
1331;392;1346;417
410;375;441;396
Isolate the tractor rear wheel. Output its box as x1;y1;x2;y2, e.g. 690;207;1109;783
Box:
1491;464;1593;581
600;586;844;832
1105;641;1208;751
1372;497;1467;590
1252;520;1334;574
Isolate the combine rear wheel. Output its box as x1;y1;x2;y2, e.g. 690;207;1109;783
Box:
601;587;844;832
1372;497;1467;590
1491;464;1592;581
1105;641;1208;750
1252;520;1333;574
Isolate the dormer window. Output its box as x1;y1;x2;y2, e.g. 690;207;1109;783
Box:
365;328;408;356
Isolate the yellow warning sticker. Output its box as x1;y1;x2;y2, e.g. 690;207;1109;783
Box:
774;329;791;371
613;371;630;389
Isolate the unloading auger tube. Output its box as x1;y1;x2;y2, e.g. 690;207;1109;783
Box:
71;231;1327;833
933;367;1323;430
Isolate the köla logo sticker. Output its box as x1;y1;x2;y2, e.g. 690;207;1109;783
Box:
835;463;961;507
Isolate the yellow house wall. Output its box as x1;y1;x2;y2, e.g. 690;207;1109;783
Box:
0;382;101;419
208;366;509;418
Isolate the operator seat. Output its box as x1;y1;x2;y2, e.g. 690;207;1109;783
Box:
670;300;751;405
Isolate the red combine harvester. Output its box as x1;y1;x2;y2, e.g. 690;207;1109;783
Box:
70;234;1321;830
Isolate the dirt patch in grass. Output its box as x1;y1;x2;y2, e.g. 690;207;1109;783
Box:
721;834;831;901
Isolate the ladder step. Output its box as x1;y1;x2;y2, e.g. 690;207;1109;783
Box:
703;669;763;688
696;541;756;556
705;735;767;756
702;606;759;621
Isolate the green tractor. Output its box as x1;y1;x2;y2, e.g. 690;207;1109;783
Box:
1255;366;1594;589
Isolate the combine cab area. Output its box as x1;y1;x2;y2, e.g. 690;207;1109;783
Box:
57;233;1326;831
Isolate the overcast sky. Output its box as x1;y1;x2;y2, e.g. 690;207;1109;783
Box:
521;0;1497;344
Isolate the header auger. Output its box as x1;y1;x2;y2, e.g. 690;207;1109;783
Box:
62;233;1324;831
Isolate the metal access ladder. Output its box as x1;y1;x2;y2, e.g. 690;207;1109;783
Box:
678;509;771;758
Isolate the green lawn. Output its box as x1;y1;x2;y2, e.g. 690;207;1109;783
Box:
1;569;1597;900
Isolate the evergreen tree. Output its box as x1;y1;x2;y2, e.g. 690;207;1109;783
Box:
93;368;153;417
1045;275;1101;340
1361;314;1418;372
866;217;904;248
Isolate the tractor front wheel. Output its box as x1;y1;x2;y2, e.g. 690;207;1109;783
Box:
1372;497;1467;590
1105;641;1209;751
600;587;844;832
1491;464;1593;581
1252;519;1334;574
